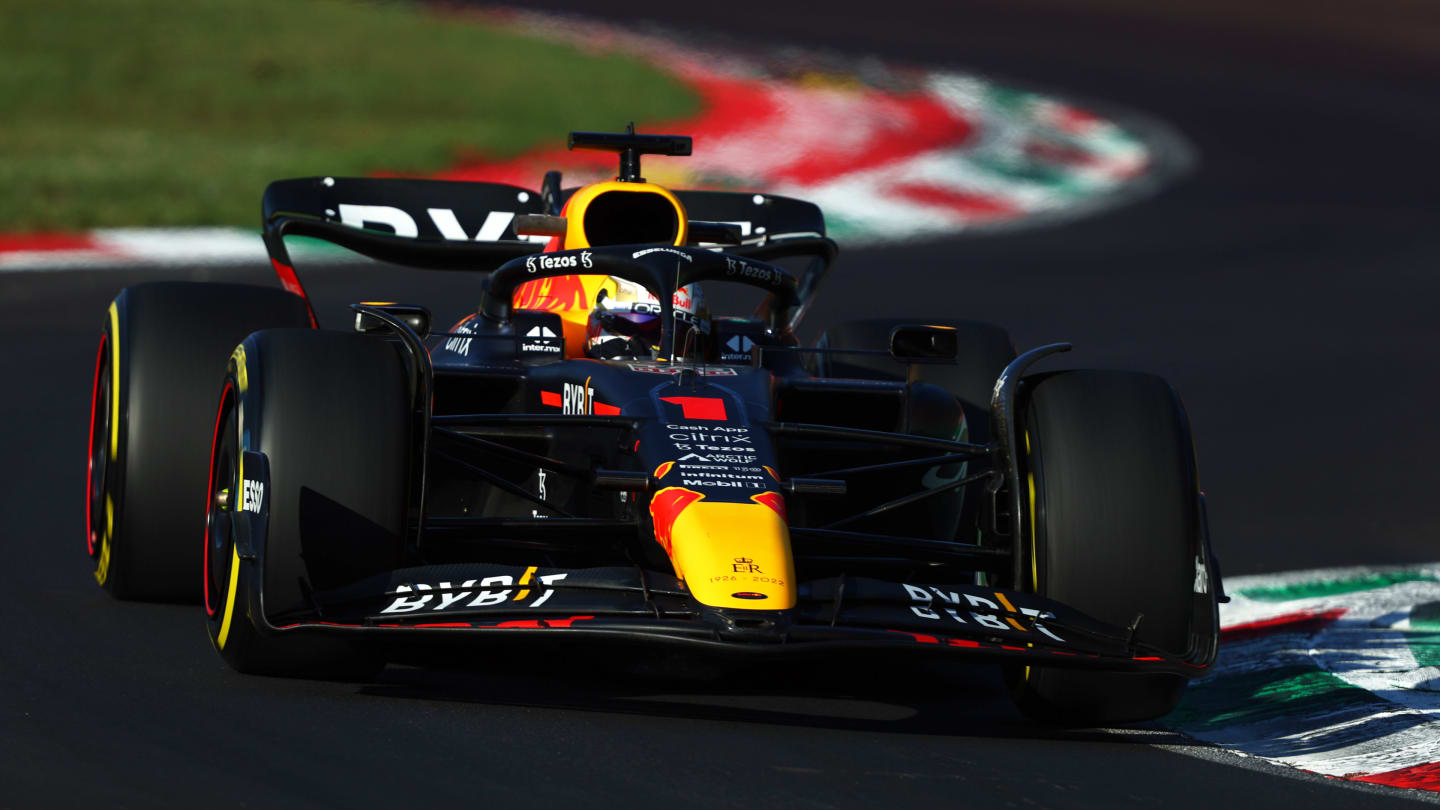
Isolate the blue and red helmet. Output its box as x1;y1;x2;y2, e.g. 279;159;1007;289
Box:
585;278;708;360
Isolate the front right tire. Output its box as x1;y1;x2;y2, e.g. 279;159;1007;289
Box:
87;282;313;600
1008;370;1202;725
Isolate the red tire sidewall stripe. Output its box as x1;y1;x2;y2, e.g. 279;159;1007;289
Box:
85;331;108;558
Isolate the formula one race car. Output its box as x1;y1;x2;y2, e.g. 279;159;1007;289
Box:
86;130;1221;725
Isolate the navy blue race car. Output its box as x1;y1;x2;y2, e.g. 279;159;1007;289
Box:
86;130;1221;725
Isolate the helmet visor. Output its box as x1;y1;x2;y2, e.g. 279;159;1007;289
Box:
597;307;661;343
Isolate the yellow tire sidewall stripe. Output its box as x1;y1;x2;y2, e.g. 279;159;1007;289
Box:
231;344;248;394
1025;430;1037;591
1024;430;1037;683
98;302;119;585
216;345;250;650
216;547;241;649
107;302;120;461
94;495;113;585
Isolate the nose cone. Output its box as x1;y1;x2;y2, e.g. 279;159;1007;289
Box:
650;489;796;609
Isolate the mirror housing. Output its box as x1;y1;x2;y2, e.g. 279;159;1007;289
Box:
889;325;958;364
354;303;432;339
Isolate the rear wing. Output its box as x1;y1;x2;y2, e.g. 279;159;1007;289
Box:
261;177;547;270
261;176;837;327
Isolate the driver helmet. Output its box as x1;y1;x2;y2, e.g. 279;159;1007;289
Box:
585;277;709;360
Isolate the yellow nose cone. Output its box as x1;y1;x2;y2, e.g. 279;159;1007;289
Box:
664;497;796;610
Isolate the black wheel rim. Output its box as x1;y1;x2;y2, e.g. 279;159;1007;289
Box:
205;384;237;619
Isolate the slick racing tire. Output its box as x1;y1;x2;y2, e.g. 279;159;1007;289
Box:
204;329;409;678
87;282;313;600
1009;370;1199;726
815;318;1015;443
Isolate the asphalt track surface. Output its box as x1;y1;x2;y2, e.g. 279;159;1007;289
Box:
4;2;1440;807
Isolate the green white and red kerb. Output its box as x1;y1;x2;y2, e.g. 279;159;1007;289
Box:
1170;565;1440;794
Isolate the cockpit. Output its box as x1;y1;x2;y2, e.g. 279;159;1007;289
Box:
509;130;701;358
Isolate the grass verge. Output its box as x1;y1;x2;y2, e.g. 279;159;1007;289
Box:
0;0;699;231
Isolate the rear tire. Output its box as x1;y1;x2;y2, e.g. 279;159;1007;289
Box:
1009;370;1199;726
204;329;410;678
87;282;312;600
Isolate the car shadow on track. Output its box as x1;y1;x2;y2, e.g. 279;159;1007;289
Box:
354;648;1203;745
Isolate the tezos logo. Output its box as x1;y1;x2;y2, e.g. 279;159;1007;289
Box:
724;256;775;284
526;251;594;273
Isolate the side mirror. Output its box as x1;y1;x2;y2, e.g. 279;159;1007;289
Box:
889;325;958;364
687;221;744;245
354;303;432;339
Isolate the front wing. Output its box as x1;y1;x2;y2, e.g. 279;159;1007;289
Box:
267;564;1215;677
